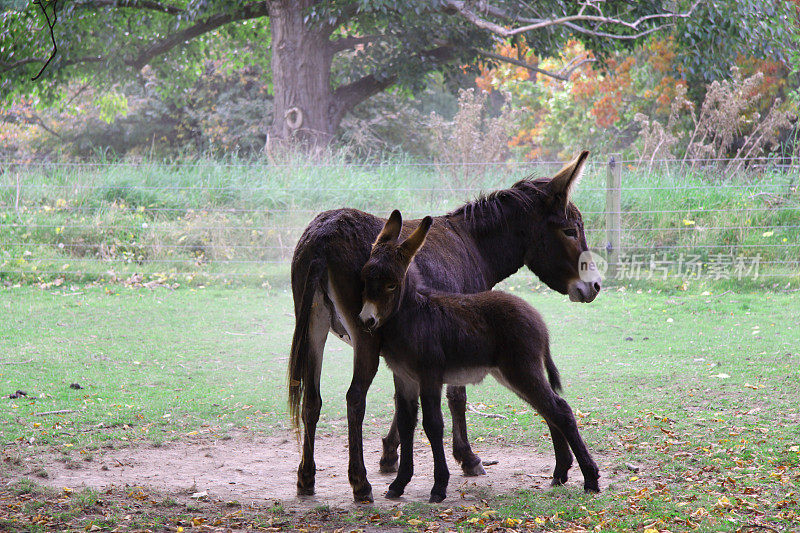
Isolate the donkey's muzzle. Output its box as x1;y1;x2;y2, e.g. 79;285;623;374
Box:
358;301;381;331
568;279;601;303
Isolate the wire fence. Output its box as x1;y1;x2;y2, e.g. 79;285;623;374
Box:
0;157;798;286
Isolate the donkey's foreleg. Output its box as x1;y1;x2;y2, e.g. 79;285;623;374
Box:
446;385;485;476
345;337;381;503
421;386;450;503
327;273;382;502
296;293;329;496
386;378;419;499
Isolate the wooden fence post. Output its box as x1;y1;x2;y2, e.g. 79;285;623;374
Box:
605;154;622;279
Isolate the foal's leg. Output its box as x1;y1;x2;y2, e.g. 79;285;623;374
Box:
421;386;450;503
542;394;599;492
296;291;330;495
381;384;483;477
500;366;600;492
547;423;573;486
386;378;419;499
447;385;485;476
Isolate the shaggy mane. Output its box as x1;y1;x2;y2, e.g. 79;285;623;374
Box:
447;177;548;234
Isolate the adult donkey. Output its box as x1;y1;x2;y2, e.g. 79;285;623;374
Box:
289;151;601;502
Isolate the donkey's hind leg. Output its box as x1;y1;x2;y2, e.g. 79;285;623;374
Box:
447;385;485;476
547;423;573;486
379;377;403;474
296;291;330;496
380;415;401;473
543;394;599;492
498;366;599;493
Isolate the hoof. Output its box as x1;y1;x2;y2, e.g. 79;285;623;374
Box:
297;466;316;496
297;476;315;496
353;485;374;504
379;456;398;474
297;485;315;496
552;470;569;486
428;492;446;503
354;492;374;504
385;488;403;499
584;480;600;493
462;459;486;477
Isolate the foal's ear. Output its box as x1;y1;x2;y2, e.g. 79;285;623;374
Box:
400;216;433;260
549;150;589;210
375;209;403;245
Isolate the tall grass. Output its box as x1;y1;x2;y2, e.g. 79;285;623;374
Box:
1;155;798;288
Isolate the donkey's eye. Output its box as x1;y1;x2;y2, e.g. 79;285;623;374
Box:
385;284;398;292
563;228;578;238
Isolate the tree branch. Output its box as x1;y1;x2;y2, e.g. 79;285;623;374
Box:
0;109;62;139
476;48;595;81
443;0;701;40
128;1;269;70
561;20;667;41
331;45;455;124
0;58;48;72
329;35;382;54
332;74;398;125
76;0;184;16
2;2;268;76
31;0;58;81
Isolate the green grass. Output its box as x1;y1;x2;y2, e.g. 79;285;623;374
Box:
1;159;798;288
1;284;798;531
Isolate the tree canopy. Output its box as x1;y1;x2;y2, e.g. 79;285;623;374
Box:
1;1;797;148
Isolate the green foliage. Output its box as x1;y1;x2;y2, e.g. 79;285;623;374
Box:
97;91;129;124
2;0;798;158
675;0;800;84
0;0;272;106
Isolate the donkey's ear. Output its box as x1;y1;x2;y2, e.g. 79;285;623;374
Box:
399;216;432;260
549;150;589;209
374;210;403;245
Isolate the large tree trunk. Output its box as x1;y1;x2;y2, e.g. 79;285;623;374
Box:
268;0;335;149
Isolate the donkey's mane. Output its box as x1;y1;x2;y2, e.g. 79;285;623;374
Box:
447;177;548;234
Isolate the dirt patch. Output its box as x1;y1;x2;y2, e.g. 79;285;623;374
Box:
28;432;614;509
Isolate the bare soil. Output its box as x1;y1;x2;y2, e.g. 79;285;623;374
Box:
28;432;614;509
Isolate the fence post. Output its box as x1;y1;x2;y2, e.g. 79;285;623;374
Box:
605;154;622;279
14;171;22;221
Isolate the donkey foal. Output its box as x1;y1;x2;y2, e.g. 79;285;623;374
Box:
359;211;600;503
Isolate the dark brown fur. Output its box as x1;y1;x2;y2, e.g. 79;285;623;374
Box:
288;151;601;502
359;211;600;502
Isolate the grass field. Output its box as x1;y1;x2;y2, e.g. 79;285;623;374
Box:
2;284;798;531
2;158;798;287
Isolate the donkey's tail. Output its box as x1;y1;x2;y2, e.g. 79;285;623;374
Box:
544;345;563;394
287;253;326;431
